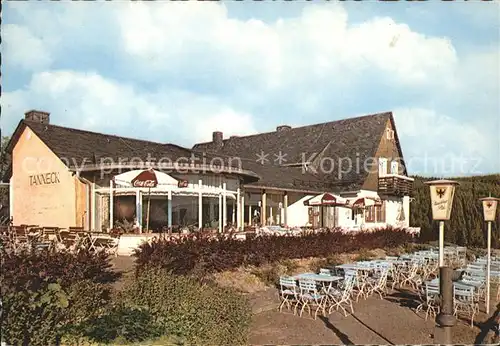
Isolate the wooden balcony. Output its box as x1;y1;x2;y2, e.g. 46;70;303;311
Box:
378;174;414;196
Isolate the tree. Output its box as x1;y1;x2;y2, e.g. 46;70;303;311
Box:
0;136;11;181
411;174;500;248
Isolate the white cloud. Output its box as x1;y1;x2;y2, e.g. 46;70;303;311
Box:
2;1;498;175
394;108;498;176
2;24;53;71
2;71;256;145
116;2;458;88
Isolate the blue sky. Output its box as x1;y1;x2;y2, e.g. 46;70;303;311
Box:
2;1;499;177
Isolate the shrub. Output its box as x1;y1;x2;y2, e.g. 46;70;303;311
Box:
120;268;252;345
80;305;162;344
134;227;414;275
1;283;69;346
0;248;119;346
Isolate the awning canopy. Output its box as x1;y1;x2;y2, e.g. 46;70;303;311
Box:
304;193;348;206
350;197;382;208
113;169;178;188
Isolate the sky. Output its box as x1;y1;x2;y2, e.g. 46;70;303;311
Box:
1;0;499;177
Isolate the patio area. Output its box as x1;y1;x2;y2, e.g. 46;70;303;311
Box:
258;246;500;344
250;289;499;344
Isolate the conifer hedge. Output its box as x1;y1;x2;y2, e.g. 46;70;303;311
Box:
411;174;500;247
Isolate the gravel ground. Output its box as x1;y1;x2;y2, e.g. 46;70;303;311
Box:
249;288;500;345
110;257;499;344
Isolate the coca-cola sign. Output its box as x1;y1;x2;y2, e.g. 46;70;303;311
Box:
131;169;158;188
133;179;157;188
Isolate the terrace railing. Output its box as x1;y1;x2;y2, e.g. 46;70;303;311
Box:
378;174;414;196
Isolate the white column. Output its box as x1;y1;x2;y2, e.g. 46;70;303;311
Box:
135;190;142;232
284;192;288;226
261;190;266;225
222;182;227;231
91;182;96;231
218;193;222;233
167;190;172;228
236;187;241;230
109;180;114;230
232;201;235;225
9;177;14;222
248;205;252;226
270;206;273;225
241;194;245;230
198;179;203;230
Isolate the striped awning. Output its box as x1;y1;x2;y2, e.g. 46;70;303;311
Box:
303;193;348;206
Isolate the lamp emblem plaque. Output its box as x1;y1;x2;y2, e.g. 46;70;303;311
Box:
430;185;455;221
482;199;498;222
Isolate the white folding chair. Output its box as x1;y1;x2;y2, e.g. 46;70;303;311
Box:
327;273;355;317
278;276;299;314
297;279;326;320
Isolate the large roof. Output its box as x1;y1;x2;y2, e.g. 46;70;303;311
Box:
193;112;401;192
4;120;260;183
3;111;404;193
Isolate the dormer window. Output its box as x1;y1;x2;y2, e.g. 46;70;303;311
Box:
391;160;399;175
378;158;388;176
386;128;394;140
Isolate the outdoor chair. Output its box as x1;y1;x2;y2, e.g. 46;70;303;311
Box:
297;279;326;320
89;233;119;256
416;282;440;321
400;261;421;289
453;286;478;328
366;265;390;299
278;276;299;314
327;273;355;317
351;269;370;302
10;226;29;251
319;268;332;276
59;230;79;251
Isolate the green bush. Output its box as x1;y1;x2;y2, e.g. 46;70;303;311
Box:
81;305;162;344
0;247;118;346
120;268;252;345
1;283;69;346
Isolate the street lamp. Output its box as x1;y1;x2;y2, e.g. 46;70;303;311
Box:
479;195;499;315
425;179;459;345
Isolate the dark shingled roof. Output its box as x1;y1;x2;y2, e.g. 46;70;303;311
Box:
4;120;259;182
193;112;399;192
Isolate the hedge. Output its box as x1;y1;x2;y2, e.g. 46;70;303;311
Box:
134;227;415;275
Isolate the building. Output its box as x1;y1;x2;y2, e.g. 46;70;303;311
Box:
2;109;413;231
194;111;413;229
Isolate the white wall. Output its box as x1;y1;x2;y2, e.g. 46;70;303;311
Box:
287;195;313;227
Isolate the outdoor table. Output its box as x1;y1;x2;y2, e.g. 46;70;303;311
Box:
294;273;343;282
294;273;343;296
428;278;482;290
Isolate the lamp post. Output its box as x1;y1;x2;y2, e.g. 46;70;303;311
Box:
425;179;459;345
479;195;499;315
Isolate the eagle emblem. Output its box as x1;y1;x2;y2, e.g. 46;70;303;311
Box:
486;202;493;209
436;187;446;199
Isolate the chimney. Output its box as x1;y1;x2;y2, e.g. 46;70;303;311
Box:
212;131;223;149
276;125;292;132
25;110;50;124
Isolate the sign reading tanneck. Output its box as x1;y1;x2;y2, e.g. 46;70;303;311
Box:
30;172;61;186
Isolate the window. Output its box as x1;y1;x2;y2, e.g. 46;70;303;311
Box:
376;201;386;223
366;202;386;223
378;158;388;176
365;206;376;223
390;161;399;175
386;128;394;140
